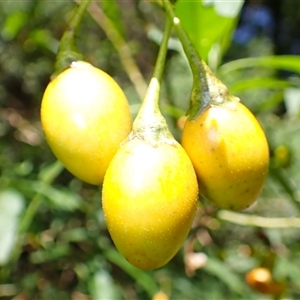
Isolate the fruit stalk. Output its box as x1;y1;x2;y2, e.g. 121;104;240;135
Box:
129;15;174;145
162;0;238;118
52;0;92;78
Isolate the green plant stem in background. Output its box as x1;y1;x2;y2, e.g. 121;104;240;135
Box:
218;55;300;77
0;161;64;281
102;249;158;296
269;167;300;209
162;0;236;118
130;15;174;144
84;0;148;102
52;0;92;79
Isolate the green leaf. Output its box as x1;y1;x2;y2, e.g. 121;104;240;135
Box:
276;255;300;286
0;189;25;265
89;270;123;300
29;245;71;264
1;11;28;40
229;77;293;94
203;257;251;295
37;183;83;211
258;90;285;112
38;160;64;184
175;0;244;65
59;227;88;243
29;29;59;53
102;248;158;297
218;55;300;76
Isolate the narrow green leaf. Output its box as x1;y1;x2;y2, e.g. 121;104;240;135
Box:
203;257;251;295
229;77;292;94
0;190;25;265
276;255;300;285
102;248;158;297
29;29;59;53
258;90;285;112
37;183;83;211
29;245;70;264
1;11;28;40
22;179;83;212
219;55;300;76
59;227;88;243
38;160;64;184
89;270;123;300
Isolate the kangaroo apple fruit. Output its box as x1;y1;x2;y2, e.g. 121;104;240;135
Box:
41;61;132;185
182;102;269;211
102;17;198;270
102;132;198;270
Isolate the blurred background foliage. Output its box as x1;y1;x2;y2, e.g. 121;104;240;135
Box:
1;0;300;299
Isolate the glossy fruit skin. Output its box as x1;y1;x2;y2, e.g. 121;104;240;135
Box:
41;61;132;185
182;102;269;211
102;138;198;270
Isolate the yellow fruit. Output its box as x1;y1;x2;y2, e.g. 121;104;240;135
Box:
41;61;132;185
182;102;269;211
102;137;198;270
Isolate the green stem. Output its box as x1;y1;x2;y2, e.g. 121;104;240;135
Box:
102;248;158;297
218;210;300;228
130;15;174;144
162;0;237;119
17;161;64;236
52;0;91;79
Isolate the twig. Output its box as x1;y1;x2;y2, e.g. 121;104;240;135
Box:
218;210;300;228
73;0;148;101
